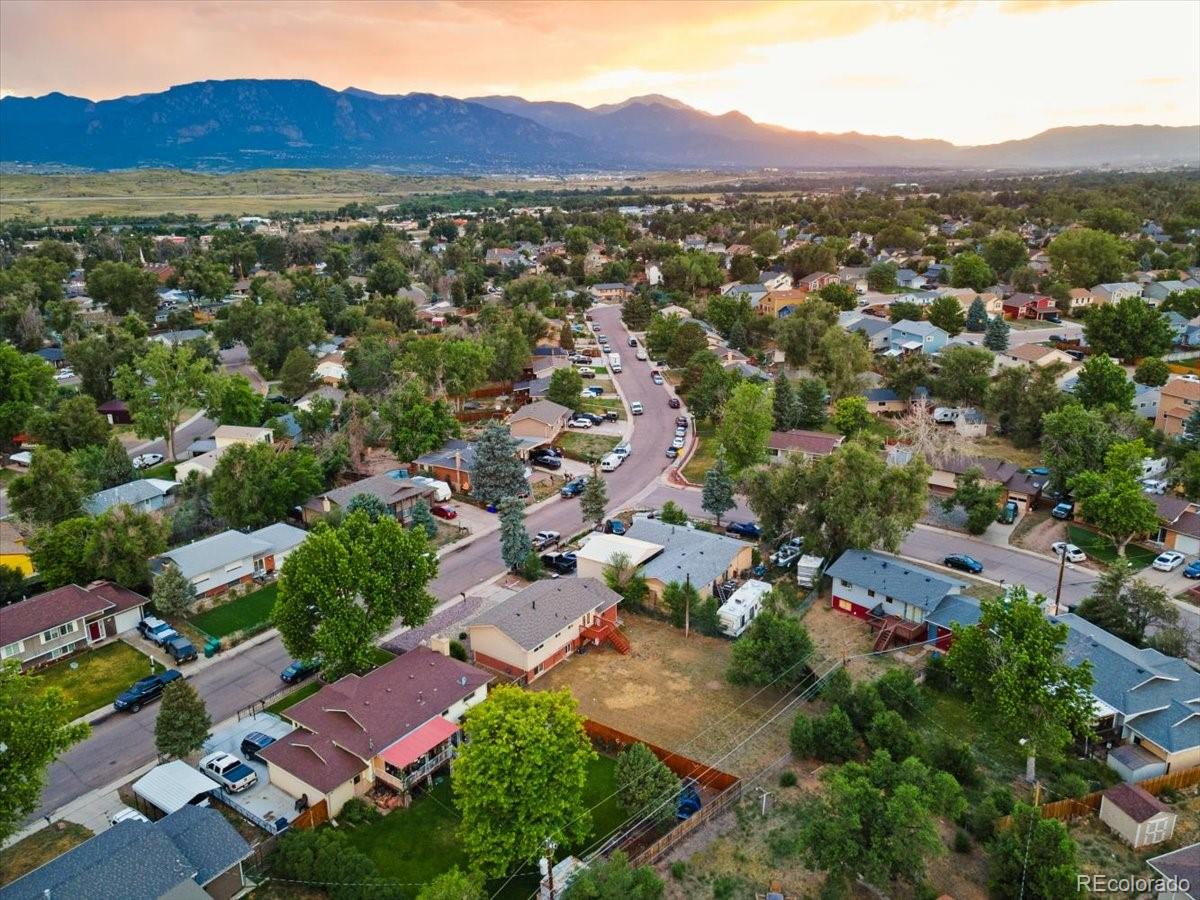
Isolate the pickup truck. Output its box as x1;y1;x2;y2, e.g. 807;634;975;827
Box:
532;530;561;551
137;616;179;647
113;669;183;713
199;752;258;793
541;552;578;575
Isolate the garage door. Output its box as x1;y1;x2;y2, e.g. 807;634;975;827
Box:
1174;535;1200;555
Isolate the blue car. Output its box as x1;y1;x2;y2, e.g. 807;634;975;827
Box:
281;659;320;684
1184;561;1200;579
943;554;983;574
725;521;761;539
1050;501;1074;520
560;478;586;498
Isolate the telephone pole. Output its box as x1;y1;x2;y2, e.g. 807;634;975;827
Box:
1053;545;1066;615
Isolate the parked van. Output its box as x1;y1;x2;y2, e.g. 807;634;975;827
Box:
933;407;964;424
600;453;623;472
608;352;622;373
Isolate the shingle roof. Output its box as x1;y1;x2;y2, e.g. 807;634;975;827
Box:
890;319;943;337
157;530;272;581
508;399;572;427
83;478;178;515
626;519;749;589
414;438;477;470
826;550;965;612
924;594;982;630
470;578;621;651
768;430;844;456
864;387;901;402
1102;783;1172;823
0;584;117;644
1147;844;1200;899
315;473;436;510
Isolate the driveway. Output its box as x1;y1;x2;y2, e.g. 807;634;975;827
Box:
220;343;269;395
128;412;217;460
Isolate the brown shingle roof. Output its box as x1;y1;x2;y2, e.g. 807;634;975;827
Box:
85;581;149;615
1162;378;1200;403
310;474;435;512
508;400;571;427
257;730;366;794
0;584;112;644
768;430;844;456
1006;343;1062;363
1102;783;1171;823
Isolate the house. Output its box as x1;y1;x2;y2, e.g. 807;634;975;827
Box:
954;408;988;437
259;648;491;814
213;424;273;448
921;454;1044;513
645;264;663;286
1164;310;1190;344
862;387;909;415
845;314;892;351
894;269;926;289
1099;783;1177;848
722;282;769;307
301;473;437;526
83;478;179;516
825;549;978;651
943;289;1003;318
1134;383;1162;420
1146;844;1200;900
1144;279;1199;303
314;353;348;385
507;399;572;443
795;271;837;292
659;304;692;320
589;283;630;302
1155;376;1200;437
754;271;793;292
624;518;753;600
0;805;252;900
152;523;308;598
484;247;529;269
886;319;948;356
758;288;809;318
467;578;626;682
998;343;1075;370
1150;494;1200;555
1067;288;1097;312
0;581;149;668
1051;613;1200;781
512;373;552;404
1002;293;1058;320
150;328;207;346
97;398;132;425
767;430;844;462
1092;282;1144;304
0;521;33;576
573;532;664;581
296;385;346;413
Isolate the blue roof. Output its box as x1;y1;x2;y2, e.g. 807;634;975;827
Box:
864;387;900;402
925;594;982;629
826;549;965;611
626;519;749;590
890;319;945;337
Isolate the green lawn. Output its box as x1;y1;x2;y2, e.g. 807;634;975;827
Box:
580;395;626;420
138;461;177;480
1066;525;1156;570
559;431;620;462
265;681;321;717
189;584;278;638
31;641;157;720
680;421;716;483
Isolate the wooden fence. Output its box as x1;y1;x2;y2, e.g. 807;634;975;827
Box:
630;780;745;866
584;719;741;792
292;798;329;830
997;766;1200;829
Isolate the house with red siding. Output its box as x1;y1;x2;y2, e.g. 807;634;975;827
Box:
466;578;626;683
1001;293;1058;320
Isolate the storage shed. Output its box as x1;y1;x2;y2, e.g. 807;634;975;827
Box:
1098;783;1177;848
133;759;216;815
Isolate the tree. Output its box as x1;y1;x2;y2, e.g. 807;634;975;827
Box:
154;678;212;759
772;374;800;430
1070;439;1159;556
701;449;736;525
152;564;196;617
817;282;858;311
379;380;461;460
621;294;655;330
26;394;111;452
715;381;773;474
942;467;1003;534
659;500;688;525
346;492;389;522
867;261;897;292
177;256;233;301
1084;296;1173;362
949;252;996;293
785;243;837;280
28;518;94;587
453;686;596;876
983;314;1010;351
964;296;989;332
986;362;1066;447
0;343;56;445
272;511;437;679
8;448;87;526
114;342;211;461
278;347;315;399
987;804;1083;900
982;231;1028;279
644;313;681;361
774;299;838;366
561;851;663;900
1048;227;1131;287
948;586;1094;782
927;294;967;336
417;868;485;900
0;660;90;842
498;497;532;571
933;345;994;407
86;507;167;588
888;300;925;324
1076;559;1179;648
86;261;159;321
663;580;718;635
1073;354;1134;410
1041;403;1117;493
469;423;527;506
880;352;931;401
614;743;680;827
602;552;650;613
580;464;608;528
71;439;133;493
204;372;263;426
727;612;814;687
1174;450;1200;500
547;366;585;409
813;327;871;401
830;396;873;437
410;497;437;539
812;706;859;763
366;258;410;296
666;320;708;369
1134;356;1170;387
794;377;828;428
211;444;323;529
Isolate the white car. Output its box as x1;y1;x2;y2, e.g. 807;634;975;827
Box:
671;435;685;449
133;453;164;469
630;401;644;416
1141;479;1169;495
568;417;593;429
675;426;687;438
199;752;258;793
54;367;75;381
1050;542;1086;563
1152;550;1187;572
612;443;631;460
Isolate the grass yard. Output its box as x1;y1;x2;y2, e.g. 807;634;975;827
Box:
0;822;93;886
1067;525;1156;570
31;641;157;720
964;434;1044;469
265;681;321;716
137;461;177;480
580;395;626;420
188;584;278;638
559;431;620;462
680;421;717;483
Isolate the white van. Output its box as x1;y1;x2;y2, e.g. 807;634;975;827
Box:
600;453;622;472
608;352;622;373
932;407;964;424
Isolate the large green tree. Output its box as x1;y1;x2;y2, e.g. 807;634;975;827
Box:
1070;439;1159;556
1073;354;1134;410
715;381;773;474
987;803;1083;900
71;437;135;490
547;365;585;409
114;342;212;461
727;612;815;688
1040;403;1117;494
1083;296;1173;362
498;496;532;572
154;679;212;759
774;299;838;367
86;261;160;321
927;294;967;335
1076;559;1181;650
933;345;994;407
561;851;663;900
379;380;461;460
204;372;264;426
613;743;681;828
964;296;989;332
941;467;1003;534
86;506;168;588
8;448;88;525
701;449;736;526
794;377;828;429
277;347;316;399
469;423;527;506
26;394;112;452
452;686;596;876
0;343;56;445
985;362;1066;447
981;231;1029;279
1048;227;1131;286
210;444;323;529
949;252;996;293
812;327;872;401
983;314;1010;351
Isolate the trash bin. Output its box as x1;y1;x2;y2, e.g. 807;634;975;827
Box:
203;637;221;658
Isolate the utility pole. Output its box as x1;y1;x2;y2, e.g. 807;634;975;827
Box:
1053;545;1067;615
541;838;558;900
684;573;691;638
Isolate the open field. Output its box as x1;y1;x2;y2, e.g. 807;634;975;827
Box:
31;640;157;719
0;822;93;886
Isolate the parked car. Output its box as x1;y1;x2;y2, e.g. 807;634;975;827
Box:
240;731;278;762
665;446;679;459
600;453;623;472
530;453;562;471
113;669;182;713
668;397;681;409
560;478;586;498
770;537;804;568
579;368;596;379
54;367;75;381
651;372;665;385
581;386;603;398
430;504;458;520
132;453;164;470
675;416;689;430
604;519;627;535
1153;550;1187;572
138;616;179;647
630;401;644;415
573;412;604;425
726;521;762;539
943;553;984;574
541;552;578;575
199;752;258;793
1050;542;1086;563
281;658;320;683
1050;501;1075;520
568;417;593;429
628;337;638;347
997;500;1019;524
533;530;561;551
166;636;197;664
612;443;631;460
603;409;619;422
1183;560;1200;579
110;806;150;826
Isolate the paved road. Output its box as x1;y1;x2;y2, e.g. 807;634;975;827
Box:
960;321;1083;347
129;412;217;460
220;343;269;396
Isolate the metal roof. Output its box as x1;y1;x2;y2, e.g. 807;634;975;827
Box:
157;530;273;581
83;478;178;516
132;761;217;815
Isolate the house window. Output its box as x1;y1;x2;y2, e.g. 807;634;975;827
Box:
353;774;362;785
42;621;77;642
1;641;24;659
838;599;852;611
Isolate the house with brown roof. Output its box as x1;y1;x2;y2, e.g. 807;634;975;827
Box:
1067;288;1097;312
1155;376;1200;437
507;399;572;443
301;474;437;526
767;430;844;463
258;648;491;815
0;582;148;668
998;343;1075;369
795;272;837;292
1099;783;1177;849
0;521;33;576
1148;493;1200;556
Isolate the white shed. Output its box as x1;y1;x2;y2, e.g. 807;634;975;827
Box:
133;760;216;815
1098;783;1177;849
717;579;772;638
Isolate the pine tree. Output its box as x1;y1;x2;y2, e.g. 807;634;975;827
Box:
702;449;736;526
729;319;749;352
794;377;829;429
983;315;1010;351
965;297;989;332
155;679;212;759
470;422;527;506
498;497;532;572
152;564;196;617
580;464;608;528
773;375;800;430
410;497;437;538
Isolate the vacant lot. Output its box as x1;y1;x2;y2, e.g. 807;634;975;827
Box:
32;641;156;719
189;584;278;638
0;822;93;886
559;431;620;462
801;599;892;682
533;614;805;775
680;422;716;483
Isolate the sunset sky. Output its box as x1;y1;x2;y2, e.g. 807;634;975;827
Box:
1;0;1197;145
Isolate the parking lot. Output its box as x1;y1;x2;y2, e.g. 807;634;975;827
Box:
201;713;299;834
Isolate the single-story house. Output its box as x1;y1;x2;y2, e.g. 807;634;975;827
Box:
213;424;274;448
1092;282;1143;304
507;399;572;443
151;328;207;346
83;478;179;516
0;581;149;668
302;473;437;526
923;454;1045;511
0;805;252;900
997;343;1076;370
845;314;892;351
758;289;809;318
1099;783;1177;848
295;385;346;413
0;521;33;576
97;398;132;425
1002;293;1058;320
625;518;753;600
413;440;477;493
895;269;926;289
175;425;276;481
862;387;909;415
259;648;491;815
174;446;228;481
767;430;844;463
1146;844;1200;900
795;272;837;292
1150;494;1200;555
1134;383;1162;420
467;578;625;682
1155;376;1200;437
573;533;664;582
943;289;1003;318
152;523;308;598
886;319;948;356
723;282;769;308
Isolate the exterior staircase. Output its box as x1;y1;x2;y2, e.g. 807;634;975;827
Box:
873;620;897;652
605;628;631;655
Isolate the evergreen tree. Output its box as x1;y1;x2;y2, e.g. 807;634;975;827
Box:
155;679;212;758
1184;406;1200;448
346;492;389;521
983;315;1010;351
794;377;829;428
498;497;532;572
469;422;527;506
152;564;196;617
773;375;800;430
613;743;681;827
410;497;437;538
965;296;989;332
580;464;608;528
701;449;736;526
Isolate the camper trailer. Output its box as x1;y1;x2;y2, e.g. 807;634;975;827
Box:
717;579;772;638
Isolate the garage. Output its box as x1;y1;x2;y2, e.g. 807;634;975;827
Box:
133;760;216;816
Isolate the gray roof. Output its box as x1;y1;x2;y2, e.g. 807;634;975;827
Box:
153;329;207;345
509;399;571;426
250;522;307;556
924;594;982;630
156;524;303;583
864;387;900;402
0;806;250;900
470;578;621;650
890;319;945;337
846;316;891;338
626;519;749;590
826;549;966;612
415;438;477;470
317;473;436;510
83;478;177;515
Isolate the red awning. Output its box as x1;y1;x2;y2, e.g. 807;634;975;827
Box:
378;717;459;769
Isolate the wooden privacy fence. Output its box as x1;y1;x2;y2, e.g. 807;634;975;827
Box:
291;798;329;830
584;719;741;792
997;766;1200;829
630;780;745;866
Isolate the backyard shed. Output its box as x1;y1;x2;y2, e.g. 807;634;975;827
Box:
1098;783;1177;848
133;759;217;815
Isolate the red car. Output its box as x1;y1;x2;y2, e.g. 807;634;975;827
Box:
430;504;457;520
668;397;681;409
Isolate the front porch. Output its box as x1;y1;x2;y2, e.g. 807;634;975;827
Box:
867;610;927;652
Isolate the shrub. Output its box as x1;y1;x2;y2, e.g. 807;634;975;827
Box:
953;829;972;854
875;667;923;714
966;796;1001;841
519;550;543;581
924;736;980;787
448;640;468;662
812;706;858;762
820;667;852;705
671;861;687;880
779;770;798;788
789;713;814;757
843;682;884;732
336;797;380;827
923;653;954;691
1057;774;1090;799
864;709;917;761
989;785;1015;815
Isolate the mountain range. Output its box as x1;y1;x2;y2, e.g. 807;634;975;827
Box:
1;79;1196;173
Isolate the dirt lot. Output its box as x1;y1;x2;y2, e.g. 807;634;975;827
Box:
800;598;895;682
1012;510;1067;555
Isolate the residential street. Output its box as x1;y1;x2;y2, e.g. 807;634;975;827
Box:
127;411;217;460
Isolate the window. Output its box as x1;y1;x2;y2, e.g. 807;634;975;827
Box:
838;599;852;611
1;641;24;659
42;621;77;642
